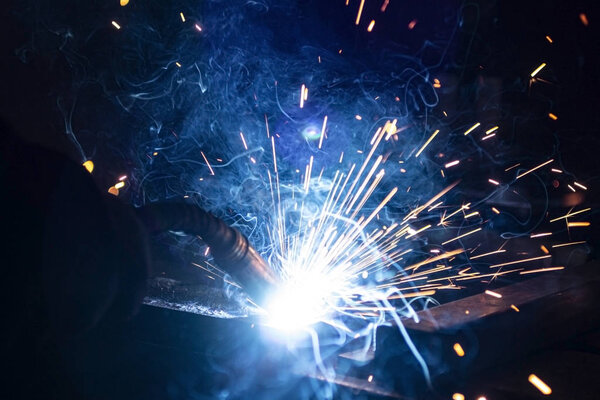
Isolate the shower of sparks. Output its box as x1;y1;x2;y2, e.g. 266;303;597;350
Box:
92;4;595;390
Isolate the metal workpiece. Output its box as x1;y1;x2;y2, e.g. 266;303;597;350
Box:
369;261;600;397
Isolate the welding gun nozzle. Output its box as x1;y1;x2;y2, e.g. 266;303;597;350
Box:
137;203;277;307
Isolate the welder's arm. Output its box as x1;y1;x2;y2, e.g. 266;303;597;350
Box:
1;126;151;338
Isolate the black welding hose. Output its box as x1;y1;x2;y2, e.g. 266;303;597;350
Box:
136;203;277;306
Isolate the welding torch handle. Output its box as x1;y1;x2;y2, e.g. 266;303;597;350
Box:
136;203;276;305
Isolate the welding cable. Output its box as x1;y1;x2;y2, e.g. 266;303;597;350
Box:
136;202;276;306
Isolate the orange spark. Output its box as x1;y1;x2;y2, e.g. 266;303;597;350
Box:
463;122;480;135
567;221;590;227
528;374;552;395
530;63;546;78
355;0;365;25
82;160;94;173
453;343;465;357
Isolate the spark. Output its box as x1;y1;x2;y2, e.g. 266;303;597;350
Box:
574;182;588;190
115;181;125;189
485;290;502;298
453;343;465;357
452;393;465;400
355;0;365;25
511;304;520;312
520;266;564;275
380;0;389;12
408;19;417;30
579;13;589;27
120;0;129;6
82;160;94;173
111;21;121;30
489;254;552;269
530;63;546;77
550;207;591;222
491;207;500;214
318;115;328;149
552;241;586;248
516;159;554;179
367;20;375;32
488;178;500;186
470;249;506;260
528;374;552;395
355;114;362;120
264;114;270;138
551;168;562;173
567;221;590;227
441;228;482;246
445;160;460;168
195;24;202;32
180;12;186;22
548;113;558;120
240;131;248;150
545;35;553;43
485;126;499;134
530;232;552;238
200;151;215;175
300;84;306;108
415;129;440;157
463;122;480;135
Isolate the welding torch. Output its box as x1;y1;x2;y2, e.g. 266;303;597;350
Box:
136;203;277;307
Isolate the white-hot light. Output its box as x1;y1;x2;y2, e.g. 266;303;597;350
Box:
264;270;339;332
